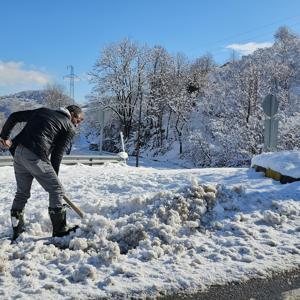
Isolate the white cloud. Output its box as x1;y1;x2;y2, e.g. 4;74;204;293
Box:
0;61;50;87
226;42;273;56
79;72;90;81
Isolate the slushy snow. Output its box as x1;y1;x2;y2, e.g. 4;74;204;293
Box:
0;156;300;299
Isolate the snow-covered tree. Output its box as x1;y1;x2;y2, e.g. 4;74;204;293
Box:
168;53;195;154
146;45;173;149
89;39;148;140
86;26;300;165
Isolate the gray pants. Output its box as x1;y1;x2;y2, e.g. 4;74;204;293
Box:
12;145;64;210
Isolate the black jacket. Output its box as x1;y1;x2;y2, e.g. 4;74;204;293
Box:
0;107;75;174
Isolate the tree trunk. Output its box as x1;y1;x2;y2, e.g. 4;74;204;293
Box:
179;132;183;154
166;110;172;140
136;86;143;167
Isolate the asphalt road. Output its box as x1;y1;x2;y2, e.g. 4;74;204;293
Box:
159;268;300;300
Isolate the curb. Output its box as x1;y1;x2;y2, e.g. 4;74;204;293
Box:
252;164;300;184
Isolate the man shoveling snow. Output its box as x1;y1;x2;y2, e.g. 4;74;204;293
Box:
0;105;84;241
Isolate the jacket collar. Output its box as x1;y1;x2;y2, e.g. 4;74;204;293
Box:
57;107;71;119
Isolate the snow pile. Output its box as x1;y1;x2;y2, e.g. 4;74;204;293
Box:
72;264;97;282
262;199;300;226
0;255;8;273
68;181;219;259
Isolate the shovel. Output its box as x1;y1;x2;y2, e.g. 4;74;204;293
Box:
63;195;84;218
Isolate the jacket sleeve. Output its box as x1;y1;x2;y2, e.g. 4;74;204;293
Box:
0;109;38;139
50;128;75;175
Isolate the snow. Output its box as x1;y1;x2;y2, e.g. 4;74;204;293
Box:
0;157;300;299
251;151;300;178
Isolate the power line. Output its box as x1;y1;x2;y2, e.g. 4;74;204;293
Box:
199;14;300;50
200;20;300;61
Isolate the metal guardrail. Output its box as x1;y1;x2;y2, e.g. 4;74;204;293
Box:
0;155;123;167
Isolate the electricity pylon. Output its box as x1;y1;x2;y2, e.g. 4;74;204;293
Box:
63;65;79;103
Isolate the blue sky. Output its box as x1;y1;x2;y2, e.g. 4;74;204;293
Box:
1;0;300;103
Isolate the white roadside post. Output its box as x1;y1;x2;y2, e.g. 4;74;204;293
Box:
119;132;128;163
98;109;105;154
120;132;125;152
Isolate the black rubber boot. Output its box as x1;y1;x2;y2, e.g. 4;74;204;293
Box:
48;206;78;237
11;209;25;241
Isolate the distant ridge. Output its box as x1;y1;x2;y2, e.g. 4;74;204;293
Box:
0;90;46;104
0;90;46;117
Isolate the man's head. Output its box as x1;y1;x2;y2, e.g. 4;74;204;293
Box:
66;105;84;127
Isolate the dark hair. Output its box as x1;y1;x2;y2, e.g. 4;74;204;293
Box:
66;105;82;116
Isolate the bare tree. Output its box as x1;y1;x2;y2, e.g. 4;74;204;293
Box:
188;54;215;95
89;39;148;139
43;83;72;109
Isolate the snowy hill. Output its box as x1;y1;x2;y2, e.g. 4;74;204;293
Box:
86;27;300;167
1;90;46;104
0;90;45;117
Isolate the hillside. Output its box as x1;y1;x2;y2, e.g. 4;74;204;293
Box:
0;90;45;118
86;27;300;167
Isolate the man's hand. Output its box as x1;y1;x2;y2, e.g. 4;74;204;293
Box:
0;138;12;149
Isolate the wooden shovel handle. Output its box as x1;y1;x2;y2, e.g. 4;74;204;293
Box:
63;195;84;219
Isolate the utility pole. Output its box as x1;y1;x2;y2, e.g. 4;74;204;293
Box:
63;65;79;103
231;50;236;63
63;65;79;155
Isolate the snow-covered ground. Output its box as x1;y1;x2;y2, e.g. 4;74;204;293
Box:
0;157;300;299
